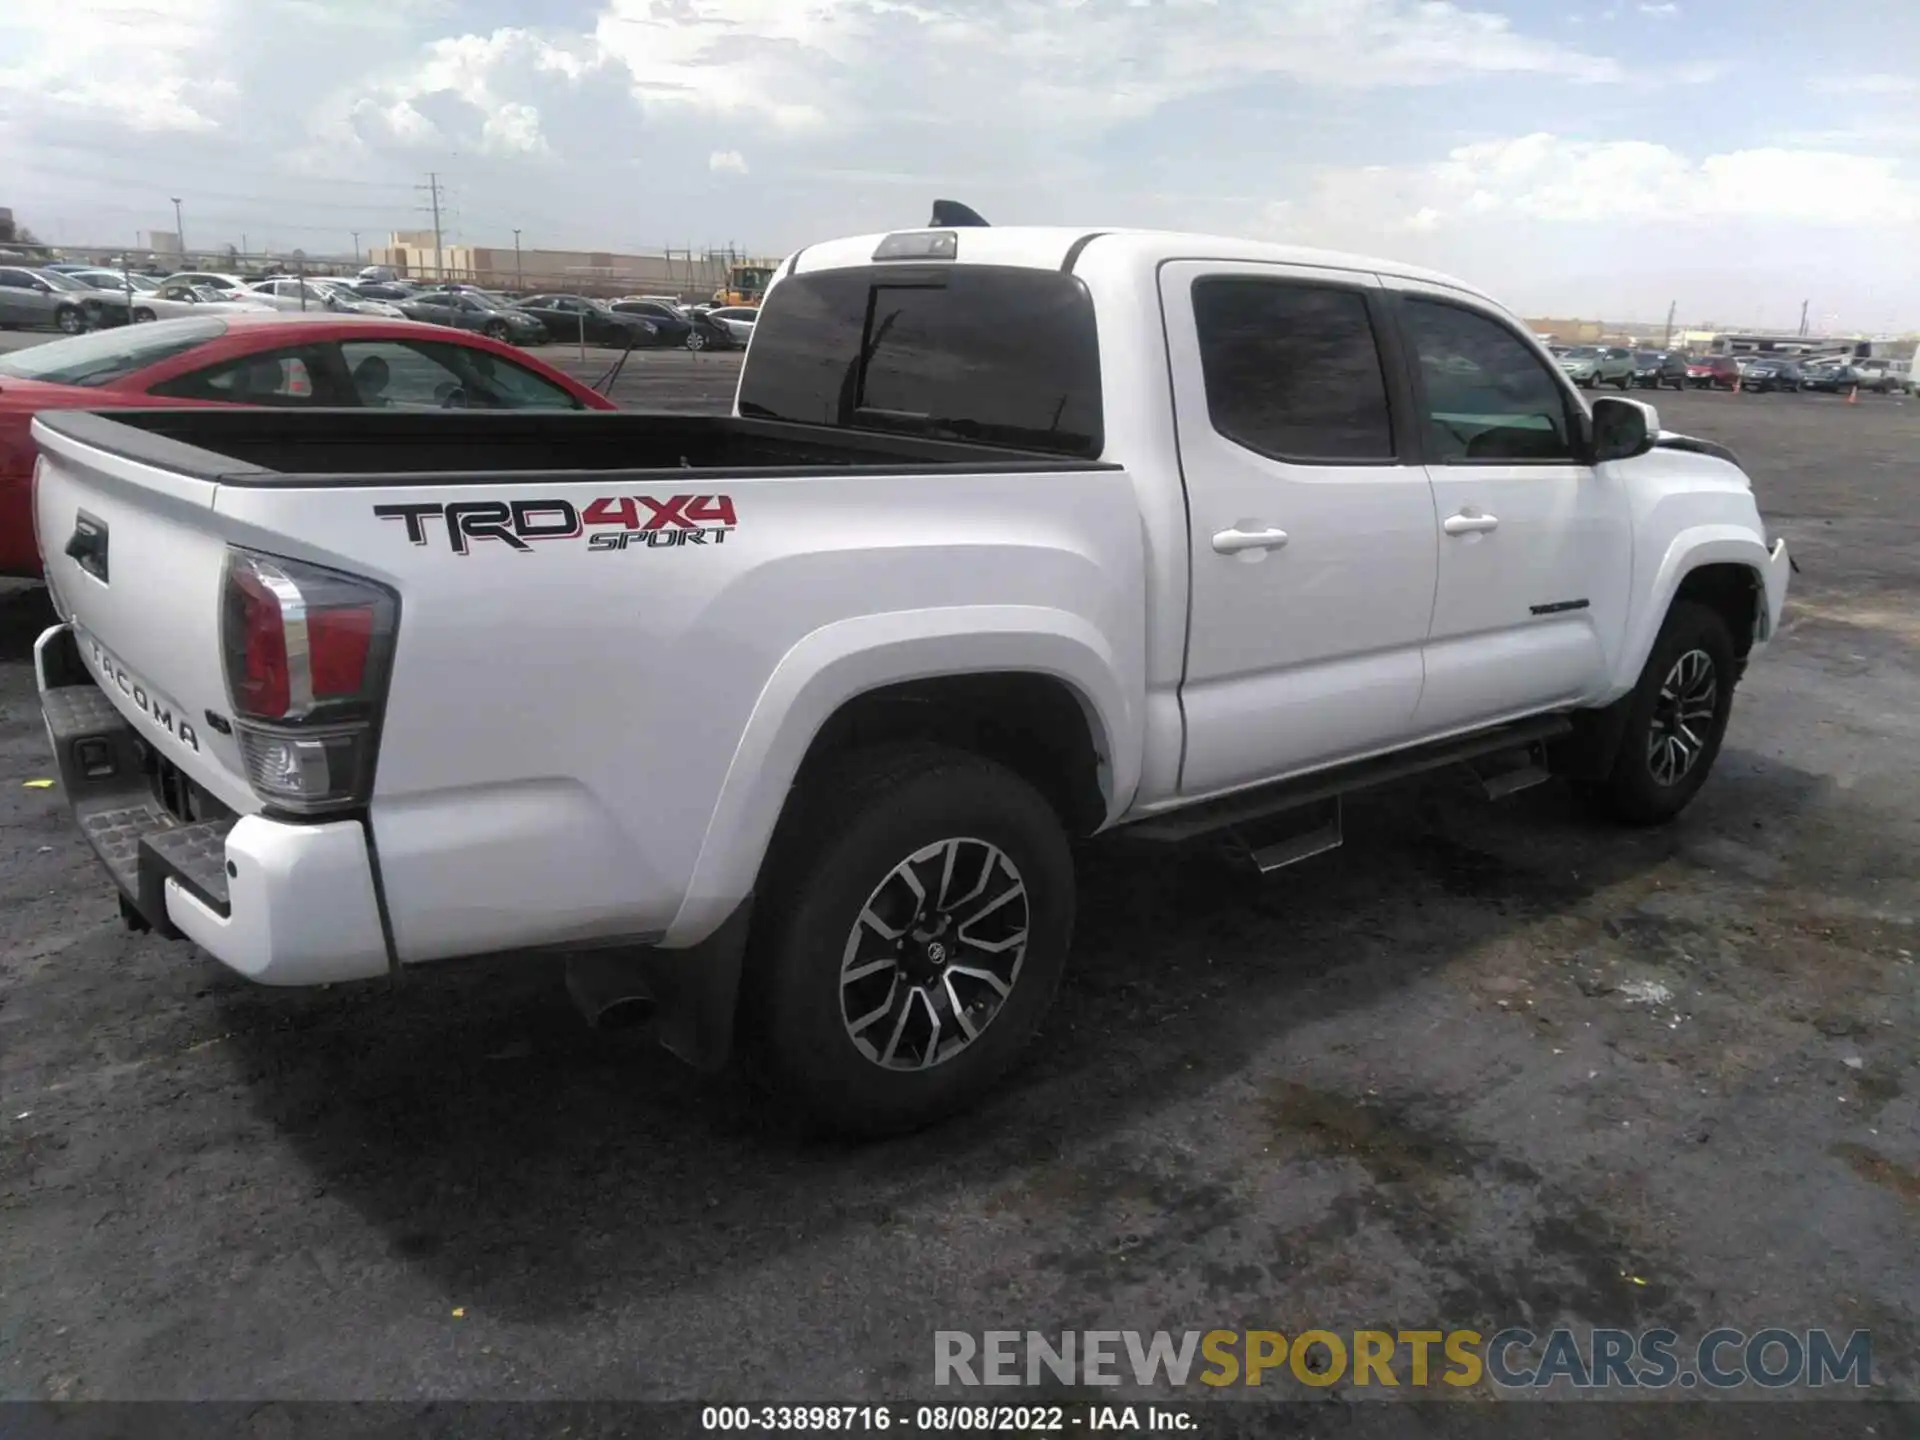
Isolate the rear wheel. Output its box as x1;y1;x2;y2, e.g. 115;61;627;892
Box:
1580;600;1736;826
685;328;708;351
744;743;1075;1137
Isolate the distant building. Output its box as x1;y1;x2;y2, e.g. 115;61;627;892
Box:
148;229;184;264
367;232;734;299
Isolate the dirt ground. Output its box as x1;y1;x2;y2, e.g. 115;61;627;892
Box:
0;360;1914;1412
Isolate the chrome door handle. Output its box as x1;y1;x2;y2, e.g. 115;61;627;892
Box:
1443;510;1500;536
1212;526;1290;555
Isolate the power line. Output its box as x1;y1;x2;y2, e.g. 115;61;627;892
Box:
416;172;446;281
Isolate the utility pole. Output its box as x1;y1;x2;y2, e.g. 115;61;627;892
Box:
171;197;185;261
1798;299;1809;337
1662;299;1677;349
513;228;523;290
351;231;361;264
416;171;445;280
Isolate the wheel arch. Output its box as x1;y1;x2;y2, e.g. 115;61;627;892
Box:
1611;529;1771;705
660;607;1139;948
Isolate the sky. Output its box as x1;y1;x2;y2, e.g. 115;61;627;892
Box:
2;0;1917;330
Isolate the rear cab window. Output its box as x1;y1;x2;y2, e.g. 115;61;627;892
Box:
737;265;1103;457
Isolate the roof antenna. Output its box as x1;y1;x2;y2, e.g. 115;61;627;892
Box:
930;199;990;228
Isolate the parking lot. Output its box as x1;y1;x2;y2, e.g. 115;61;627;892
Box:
0;349;1915;1407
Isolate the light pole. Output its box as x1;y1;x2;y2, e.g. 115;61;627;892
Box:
170;197;185;261
352;231;361;264
513;228;523;291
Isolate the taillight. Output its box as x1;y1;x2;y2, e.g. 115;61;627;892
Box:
220;548;398;814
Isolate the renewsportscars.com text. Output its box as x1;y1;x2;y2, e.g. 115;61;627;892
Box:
934;1328;1872;1391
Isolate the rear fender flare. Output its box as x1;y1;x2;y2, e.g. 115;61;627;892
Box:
661;605;1138;947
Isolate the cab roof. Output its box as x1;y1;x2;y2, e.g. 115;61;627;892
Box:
785;226;1497;308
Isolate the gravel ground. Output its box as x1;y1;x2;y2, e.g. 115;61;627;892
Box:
0;360;1914;1412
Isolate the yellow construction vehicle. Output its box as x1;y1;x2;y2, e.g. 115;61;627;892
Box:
711;261;777;308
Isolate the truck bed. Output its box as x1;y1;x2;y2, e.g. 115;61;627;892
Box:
33;409;1115;484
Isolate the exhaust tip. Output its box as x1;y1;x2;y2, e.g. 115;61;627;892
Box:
565;954;658;1032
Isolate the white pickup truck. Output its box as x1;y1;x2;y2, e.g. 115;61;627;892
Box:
31;218;1791;1134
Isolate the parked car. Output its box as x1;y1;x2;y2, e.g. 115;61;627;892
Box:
129;281;277;323
0;267;128;333
1849;361;1909;394
158;272;255;298
706;305;759;345
22;221;1790;1134
0;313;612;577
1557;345;1635;389
511;293;656;347
336;280;422;302
1739;357;1805;394
1684;354;1741;390
398;290;550;345
66;269;162;297
607;298;730;349
1632;351;1689;390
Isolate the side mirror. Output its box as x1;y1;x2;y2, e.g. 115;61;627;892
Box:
32;280;52;293
1591;395;1658;463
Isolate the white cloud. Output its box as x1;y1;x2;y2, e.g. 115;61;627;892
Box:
1638;3;1678;16
1809;73;1919;96
0;0;240;133
1265;133;1920;250
709;150;749;175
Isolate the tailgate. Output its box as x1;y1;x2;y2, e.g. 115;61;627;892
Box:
32;416;259;815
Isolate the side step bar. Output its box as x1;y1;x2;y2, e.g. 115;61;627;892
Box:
1124;713;1574;849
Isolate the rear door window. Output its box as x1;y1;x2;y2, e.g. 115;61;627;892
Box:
1190;277;1395;462
737;265;1103;457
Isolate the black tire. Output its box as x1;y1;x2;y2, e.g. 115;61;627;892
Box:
482;319;510;341
685;328;708;351
744;743;1075;1137
132;308;156;323
1616;372;1633;391
55;305;85;335
1581;600;1737;826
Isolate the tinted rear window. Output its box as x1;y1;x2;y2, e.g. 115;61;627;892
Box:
737;265;1103;458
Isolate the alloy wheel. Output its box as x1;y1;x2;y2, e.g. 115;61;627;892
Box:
1646;648;1718;787
838;837;1030;1071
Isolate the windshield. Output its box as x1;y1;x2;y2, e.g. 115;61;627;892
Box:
1636;352;1663;363
0;317;227;387
1561;346;1601;359
37;270;91;293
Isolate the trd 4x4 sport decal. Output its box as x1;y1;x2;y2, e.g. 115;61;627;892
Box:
374;495;738;556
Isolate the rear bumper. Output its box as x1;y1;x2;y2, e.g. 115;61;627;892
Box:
35;622;390;986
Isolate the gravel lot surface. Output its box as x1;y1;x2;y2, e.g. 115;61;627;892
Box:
0;341;1914;1413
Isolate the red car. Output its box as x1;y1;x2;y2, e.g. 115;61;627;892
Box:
0;313;615;578
1683;354;1741;391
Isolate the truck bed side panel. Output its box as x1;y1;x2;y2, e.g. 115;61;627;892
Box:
209;467;1148;961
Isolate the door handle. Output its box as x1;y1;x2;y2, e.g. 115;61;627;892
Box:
1442;510;1500;536
1212;526;1290;555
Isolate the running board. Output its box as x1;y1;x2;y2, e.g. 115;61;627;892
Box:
1234;798;1343;874
1125;714;1573;845
1470;743;1555;800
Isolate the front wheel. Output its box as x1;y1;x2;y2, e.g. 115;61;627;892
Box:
685;328;708;351
482;319;510;341
1616;372;1633;391
132;308;156;323
744;744;1075;1137
55;305;85;335
1579;600;1737;826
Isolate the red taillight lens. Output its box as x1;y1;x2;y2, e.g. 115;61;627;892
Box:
220;549;398;813
232;563;291;718
309;605;374;699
